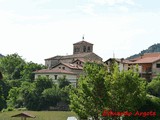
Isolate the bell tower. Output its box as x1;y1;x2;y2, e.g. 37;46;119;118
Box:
73;36;93;54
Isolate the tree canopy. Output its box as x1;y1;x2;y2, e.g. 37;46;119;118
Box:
69;62;147;120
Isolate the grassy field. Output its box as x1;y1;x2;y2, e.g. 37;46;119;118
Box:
0;111;78;120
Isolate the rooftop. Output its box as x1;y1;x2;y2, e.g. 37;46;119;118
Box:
33;68;77;75
45;52;100;60
73;40;93;45
130;53;160;64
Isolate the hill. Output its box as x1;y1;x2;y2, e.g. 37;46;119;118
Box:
0;54;4;57
127;43;160;59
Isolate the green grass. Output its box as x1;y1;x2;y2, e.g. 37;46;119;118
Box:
0;111;78;120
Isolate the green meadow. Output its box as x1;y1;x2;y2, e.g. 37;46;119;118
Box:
0;111;78;120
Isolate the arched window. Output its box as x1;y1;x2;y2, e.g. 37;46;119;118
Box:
87;46;91;52
83;46;86;52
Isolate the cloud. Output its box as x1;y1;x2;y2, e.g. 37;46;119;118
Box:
77;0;136;16
78;3;96;16
93;0;135;6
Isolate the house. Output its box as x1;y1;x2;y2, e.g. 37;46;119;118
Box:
105;53;160;81
34;38;102;86
104;58;130;71
129;53;160;81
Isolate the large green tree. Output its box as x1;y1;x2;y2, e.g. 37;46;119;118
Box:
70;62;109;120
41;85;61;109
106;64;146;120
0;53;45;81
0;53;25;80
21;61;46;82
69;63;147;120
21;76;53;110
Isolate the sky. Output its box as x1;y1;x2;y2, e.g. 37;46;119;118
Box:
0;0;160;64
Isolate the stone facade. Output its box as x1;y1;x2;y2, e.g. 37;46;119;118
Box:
73;41;93;54
45;40;102;68
34;39;102;87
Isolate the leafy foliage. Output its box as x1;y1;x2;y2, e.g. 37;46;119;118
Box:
21;61;46;82
41;85;61;109
0;53;25;80
147;75;160;97
0;53;72;111
0;80;10;109
70;62;108;119
107;64;146;113
0;86;6;111
70;62;147;120
58;76;70;89
0;53;45;81
7;87;21;108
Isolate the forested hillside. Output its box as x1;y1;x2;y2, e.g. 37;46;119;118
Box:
127;43;160;59
0;54;4;57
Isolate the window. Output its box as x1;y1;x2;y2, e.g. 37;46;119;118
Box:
156;64;160;68
74;47;79;52
83;46;86;52
62;67;65;70
87;46;91;52
54;75;58;80
59;67;61;69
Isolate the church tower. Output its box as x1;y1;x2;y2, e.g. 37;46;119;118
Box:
73;36;93;54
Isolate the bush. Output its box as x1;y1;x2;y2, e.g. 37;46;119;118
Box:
147;75;160;97
2;107;14;112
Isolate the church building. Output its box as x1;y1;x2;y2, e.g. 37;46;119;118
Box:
34;38;102;86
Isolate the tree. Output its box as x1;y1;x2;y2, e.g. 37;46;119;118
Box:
0;53;25;80
70;62;109;120
19;81;38;110
137;95;160;120
41;85;61;109
0;79;10;109
34;76;53;95
21;61;46;82
7;87;20;108
69;62;147;120
58;76;70;88
0;72;3;80
147;75;160;97
106;64;146;119
0;86;6;111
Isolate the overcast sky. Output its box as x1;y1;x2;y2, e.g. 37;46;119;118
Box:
0;0;160;64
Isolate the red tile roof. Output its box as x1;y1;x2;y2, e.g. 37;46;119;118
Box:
53;62;83;70
131;53;160;61
33;68;77;75
45;52;102;61
129;53;160;64
131;57;160;64
72;58;86;63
